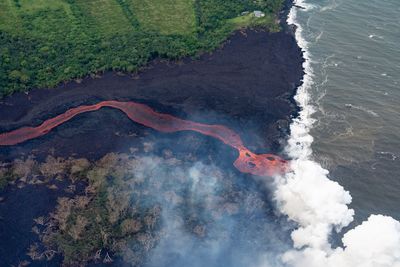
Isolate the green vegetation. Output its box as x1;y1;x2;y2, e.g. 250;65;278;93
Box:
0;0;283;96
0;168;15;190
1;147;269;266
0;153;164;265
129;0;197;35
229;12;279;30
38;154;164;266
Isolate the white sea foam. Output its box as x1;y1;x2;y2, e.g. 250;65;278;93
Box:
369;34;384;40
344;103;379;117
273;1;400;266
377;151;398;161
315;31;323;42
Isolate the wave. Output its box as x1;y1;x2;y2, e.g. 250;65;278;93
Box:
272;1;400;266
344;104;379;117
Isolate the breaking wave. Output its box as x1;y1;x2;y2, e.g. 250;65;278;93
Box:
274;1;400;266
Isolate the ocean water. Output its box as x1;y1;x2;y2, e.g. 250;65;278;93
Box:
295;0;400;222
268;1;400;266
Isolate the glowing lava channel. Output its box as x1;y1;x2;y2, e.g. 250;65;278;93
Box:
0;101;289;176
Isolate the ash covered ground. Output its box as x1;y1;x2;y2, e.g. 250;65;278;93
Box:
0;29;303;266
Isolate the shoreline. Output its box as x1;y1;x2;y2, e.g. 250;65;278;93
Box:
0;2;306;265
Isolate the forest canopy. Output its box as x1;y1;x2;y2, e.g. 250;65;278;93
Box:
0;0;283;96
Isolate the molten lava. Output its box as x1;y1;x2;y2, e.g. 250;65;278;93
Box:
0;101;289;176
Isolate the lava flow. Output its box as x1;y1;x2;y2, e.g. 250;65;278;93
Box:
0;100;289;176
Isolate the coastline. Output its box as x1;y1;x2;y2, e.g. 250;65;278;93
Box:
276;2;400;267
0;2;307;265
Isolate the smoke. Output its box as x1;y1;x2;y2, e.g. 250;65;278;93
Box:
272;1;400;267
118;150;289;267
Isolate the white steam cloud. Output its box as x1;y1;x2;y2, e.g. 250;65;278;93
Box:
282;215;400;267
123;155;289;267
273;1;400;267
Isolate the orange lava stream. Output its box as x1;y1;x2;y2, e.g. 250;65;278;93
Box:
0;100;289;176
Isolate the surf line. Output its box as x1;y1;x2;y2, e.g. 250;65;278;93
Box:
0;100;289;176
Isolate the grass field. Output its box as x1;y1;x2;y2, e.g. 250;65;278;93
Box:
129;0;197;35
73;0;136;35
0;0;283;96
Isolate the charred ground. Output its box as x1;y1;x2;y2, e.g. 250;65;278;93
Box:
0;30;303;161
0;29;303;266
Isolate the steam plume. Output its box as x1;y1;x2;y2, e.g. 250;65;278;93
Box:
275;2;400;267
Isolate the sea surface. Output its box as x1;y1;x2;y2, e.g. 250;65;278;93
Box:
294;0;400;224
